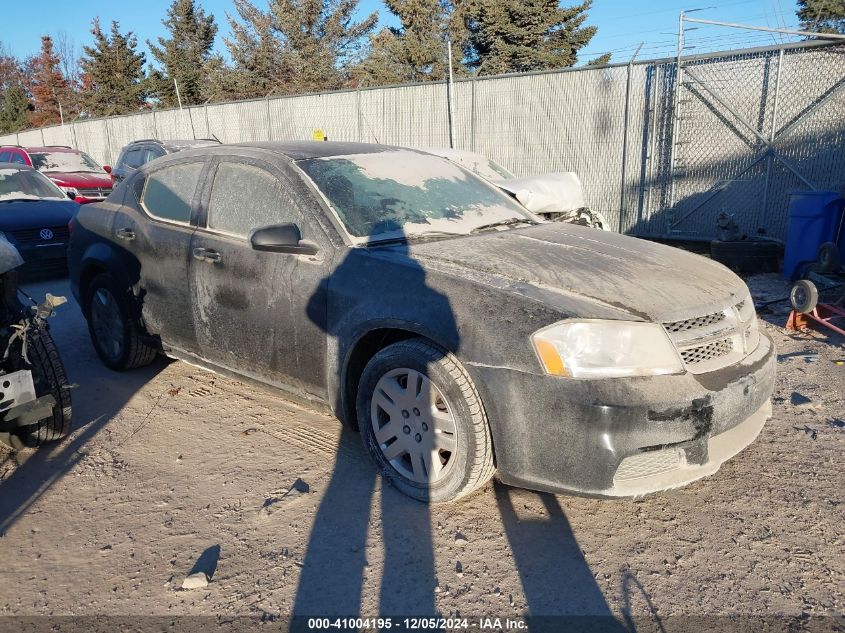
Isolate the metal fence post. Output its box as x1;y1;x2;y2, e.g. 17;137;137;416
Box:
152;109;159;139
357;88;362;143
667;11;685;223
758;48;784;233
470;77;477;153
103;119;113;165
619;44;643;234
266;96;273;140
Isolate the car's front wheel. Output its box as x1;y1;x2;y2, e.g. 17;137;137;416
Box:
85;273;158;371
357;338;495;502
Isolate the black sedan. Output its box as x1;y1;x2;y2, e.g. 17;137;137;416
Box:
67;142;775;502
0;163;78;276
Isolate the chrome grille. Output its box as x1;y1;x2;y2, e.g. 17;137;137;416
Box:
662;297;758;374
76;187;111;198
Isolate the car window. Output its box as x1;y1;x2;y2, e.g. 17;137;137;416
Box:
0;152;9;163
145;148;164;161
9;153;26;165
141;162;203;224
123;149;145;169
207;162;298;238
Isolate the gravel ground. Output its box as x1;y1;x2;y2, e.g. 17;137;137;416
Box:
0;275;842;629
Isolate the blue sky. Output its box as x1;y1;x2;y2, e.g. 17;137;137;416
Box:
1;0;805;68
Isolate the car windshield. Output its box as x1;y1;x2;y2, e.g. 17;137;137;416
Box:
0;167;67;203
30;150;105;174
298;150;532;243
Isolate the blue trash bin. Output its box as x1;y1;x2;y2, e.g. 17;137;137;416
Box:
783;191;844;280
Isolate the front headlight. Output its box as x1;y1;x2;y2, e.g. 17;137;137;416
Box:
531;320;685;379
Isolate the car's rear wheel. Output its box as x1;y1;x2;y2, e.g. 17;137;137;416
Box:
86;273;157;371
357;338;495;502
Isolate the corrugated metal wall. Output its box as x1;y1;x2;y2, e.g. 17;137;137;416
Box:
3;40;843;240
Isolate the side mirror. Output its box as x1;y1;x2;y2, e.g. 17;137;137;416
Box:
250;223;318;255
102;165;112;174
66;190;76;200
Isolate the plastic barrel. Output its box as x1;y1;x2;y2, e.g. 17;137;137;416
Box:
783;191;844;280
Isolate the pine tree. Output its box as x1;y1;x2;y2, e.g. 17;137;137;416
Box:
355;0;451;86
462;0;600;75
0;84;31;134
226;0;378;95
797;0;845;33
148;0;218;106
25;36;72;127
80;19;147;117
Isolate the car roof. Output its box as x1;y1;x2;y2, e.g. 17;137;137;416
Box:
127;138;220;149
229;141;411;161
13;146;79;153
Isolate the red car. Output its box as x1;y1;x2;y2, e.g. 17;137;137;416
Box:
0;145;112;204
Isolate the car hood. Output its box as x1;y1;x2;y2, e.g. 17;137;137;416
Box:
0;199;78;231
44;171;111;188
405;223;749;322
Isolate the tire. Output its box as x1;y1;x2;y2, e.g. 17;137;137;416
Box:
710;239;781;274
817;242;841;273
790;279;819;314
357;338;495;503
15;325;72;447
85;273;157;371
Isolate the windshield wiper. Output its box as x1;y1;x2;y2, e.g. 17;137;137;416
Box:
470;218;536;234
364;231;463;247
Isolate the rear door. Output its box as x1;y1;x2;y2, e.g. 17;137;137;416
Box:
189;156;331;396
111;157;209;353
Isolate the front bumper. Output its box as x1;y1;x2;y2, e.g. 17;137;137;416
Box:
470;331;776;497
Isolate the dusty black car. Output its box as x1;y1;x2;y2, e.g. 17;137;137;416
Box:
67;142;775;502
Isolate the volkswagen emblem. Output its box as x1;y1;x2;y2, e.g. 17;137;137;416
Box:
39;228;54;240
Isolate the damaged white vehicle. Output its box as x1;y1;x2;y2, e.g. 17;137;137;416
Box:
420;147;609;230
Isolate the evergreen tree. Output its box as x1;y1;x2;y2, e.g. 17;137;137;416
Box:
148;0;218;106
797;0;845;33
25;36;72;127
226;0;378;95
355;0;451;86
0;84;31;134
462;0;600;75
80;19;147;116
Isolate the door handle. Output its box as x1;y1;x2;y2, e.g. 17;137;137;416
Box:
115;228;135;241
192;247;222;263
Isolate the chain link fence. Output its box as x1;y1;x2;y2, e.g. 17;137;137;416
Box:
3;40;843;241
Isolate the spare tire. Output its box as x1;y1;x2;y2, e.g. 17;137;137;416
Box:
790;279;819;314
711;239;781;274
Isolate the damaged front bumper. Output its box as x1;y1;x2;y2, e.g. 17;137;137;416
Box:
472;331;776;497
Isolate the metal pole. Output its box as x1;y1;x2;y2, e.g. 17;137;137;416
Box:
173;78;183;110
667;11;685;218
684;17;845;40
758;48;784;233
470;77;477;153
152;109;159;139
447;40;456;149
356;88;363;142
204;101;210;138
265;96;272;140
619;43;644;234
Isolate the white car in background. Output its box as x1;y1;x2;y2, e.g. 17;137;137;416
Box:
420;147;609;230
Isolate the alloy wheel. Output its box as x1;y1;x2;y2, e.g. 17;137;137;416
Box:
90;287;125;363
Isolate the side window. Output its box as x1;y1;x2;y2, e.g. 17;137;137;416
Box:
9;153;26;165
144;148;164;163
123;149;145;169
0;152;10;162
141;162;203;224
207;162;298;237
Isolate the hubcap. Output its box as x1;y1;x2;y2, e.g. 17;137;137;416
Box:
90;288;124;362
370;368;458;484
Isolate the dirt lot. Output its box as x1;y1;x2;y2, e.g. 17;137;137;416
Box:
0;275;843;628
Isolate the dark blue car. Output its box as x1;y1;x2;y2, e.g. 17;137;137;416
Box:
0;162;79;276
